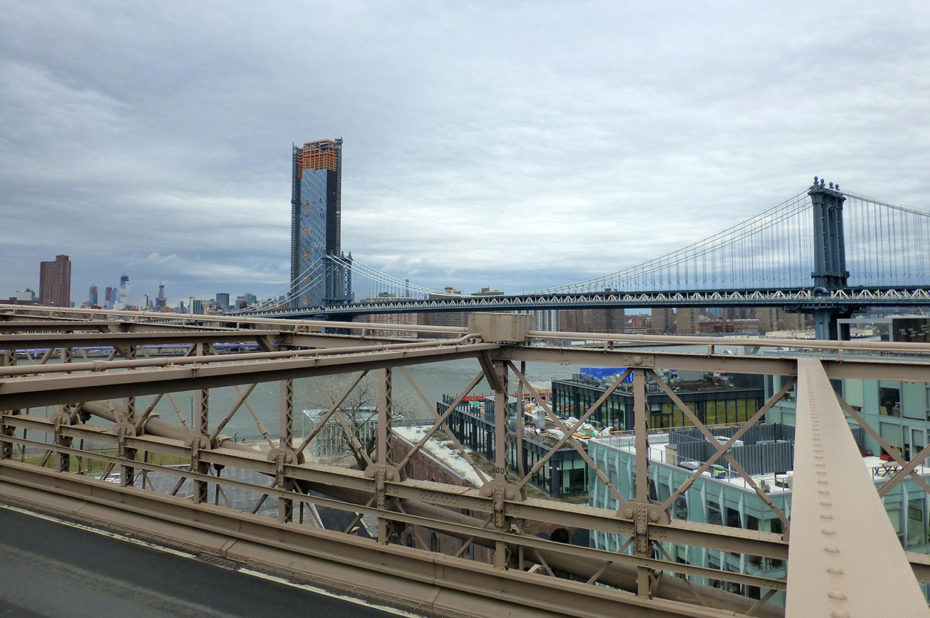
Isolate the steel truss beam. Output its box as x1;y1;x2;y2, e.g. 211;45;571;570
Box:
787;358;929;615
0;466;722;618
5;314;930;616
0;341;498;409
0;434;788;611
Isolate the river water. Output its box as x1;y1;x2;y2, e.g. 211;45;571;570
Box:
132;358;583;441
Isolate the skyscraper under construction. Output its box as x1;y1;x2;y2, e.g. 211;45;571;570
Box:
290;138;352;309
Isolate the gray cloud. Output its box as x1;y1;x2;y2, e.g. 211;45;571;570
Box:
1;1;928;305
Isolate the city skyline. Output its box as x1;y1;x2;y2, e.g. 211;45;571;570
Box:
2;4;929;304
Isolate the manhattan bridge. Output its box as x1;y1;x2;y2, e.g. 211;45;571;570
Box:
253;178;930;340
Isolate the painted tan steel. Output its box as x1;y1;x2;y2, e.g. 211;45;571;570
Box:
5;313;930;616
786;358;929;616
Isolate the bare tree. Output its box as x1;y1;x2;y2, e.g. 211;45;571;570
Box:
307;375;406;470
338;382;378;470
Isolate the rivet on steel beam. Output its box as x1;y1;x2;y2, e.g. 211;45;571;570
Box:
828;591;847;601
830;611;850;618
820;513;834;520
821;528;836;535
817;480;829;485
827;566;844;575
817;470;828;476
818;490;831;496
820;501;833;507
824;546;840;553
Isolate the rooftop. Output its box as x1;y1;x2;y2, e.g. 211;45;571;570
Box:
593;428;930;495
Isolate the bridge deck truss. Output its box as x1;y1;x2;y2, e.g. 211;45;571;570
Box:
1;307;929;616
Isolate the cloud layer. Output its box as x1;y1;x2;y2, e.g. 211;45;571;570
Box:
2;2;928;304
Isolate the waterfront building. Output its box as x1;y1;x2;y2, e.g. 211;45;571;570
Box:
527;309;560;332
766;369;930;465
39;254;71;307
291;138;352;309
439;372;762;499
440;394;590;498
552;371;764;431
588;421;930;605
354;293;420;337
416;287;467;331
676;307;701;334
559;308;625;333
651;308;675;334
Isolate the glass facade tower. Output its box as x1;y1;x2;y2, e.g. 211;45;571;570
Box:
290;139;352;309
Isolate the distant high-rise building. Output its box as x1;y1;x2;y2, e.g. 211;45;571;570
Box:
118;274;129;309
650;308;675;334
155;282;167;311
291;138;352;309
559;308;624;333
676;307;701;334
215;292;230;312
104;286;114;308
39;255;71;307
89;285;98;306
15;289;36;302
192;299;204;315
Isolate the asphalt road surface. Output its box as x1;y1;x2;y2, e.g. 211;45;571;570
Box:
0;505;410;618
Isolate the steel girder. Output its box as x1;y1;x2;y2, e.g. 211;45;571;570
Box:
4;314;930;615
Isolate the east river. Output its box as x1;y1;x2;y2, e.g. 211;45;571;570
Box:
126;358;583;441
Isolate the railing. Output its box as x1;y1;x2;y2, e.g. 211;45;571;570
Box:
1;307;929;616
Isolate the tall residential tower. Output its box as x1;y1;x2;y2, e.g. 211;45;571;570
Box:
290;138;352;309
39;254;71;307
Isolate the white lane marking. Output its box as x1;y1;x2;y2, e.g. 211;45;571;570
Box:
2;504;423;617
237;568;424;617
0;503;197;558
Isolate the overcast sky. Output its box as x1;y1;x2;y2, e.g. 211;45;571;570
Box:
2;2;929;305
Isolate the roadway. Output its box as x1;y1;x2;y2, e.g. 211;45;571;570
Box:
0;505;411;618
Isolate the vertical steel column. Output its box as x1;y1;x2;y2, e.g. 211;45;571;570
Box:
493;360;510;569
376;368;393;543
633;369;650;503
121;345;136;486
56;408;72;474
632;368;653;597
57;348;74;473
515;361;527;478
0;351;13;459
494;361;510;481
278;378;294;522
377;368;393;466
192;343;211;504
